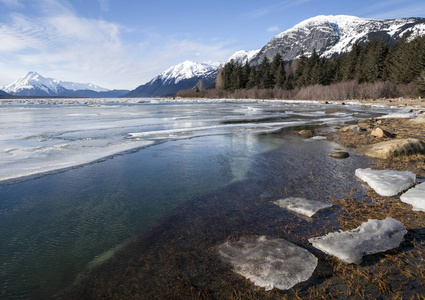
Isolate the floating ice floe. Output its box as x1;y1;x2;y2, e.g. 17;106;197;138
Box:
355;168;416;196
274;197;333;217
309;218;407;264
218;236;317;291
378;112;419;119
400;182;425;211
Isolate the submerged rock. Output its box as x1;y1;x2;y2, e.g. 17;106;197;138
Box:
274;197;333;217
298;130;314;138
355;168;416;196
328;151;350;159
218;236;317;291
400;182;425;211
309;218;407;264
358;138;425;159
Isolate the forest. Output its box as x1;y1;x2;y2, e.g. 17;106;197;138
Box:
177;35;425;100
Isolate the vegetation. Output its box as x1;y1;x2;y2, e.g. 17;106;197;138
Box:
178;35;425;100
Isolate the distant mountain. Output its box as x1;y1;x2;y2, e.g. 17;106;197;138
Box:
224;49;260;64
1;72;128;98
125;61;220;97
251;15;425;64
0;89;12;98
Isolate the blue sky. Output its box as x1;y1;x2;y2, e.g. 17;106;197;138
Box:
0;0;424;90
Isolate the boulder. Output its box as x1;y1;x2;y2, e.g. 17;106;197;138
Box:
328;152;350;159
298;130;314;138
338;125;359;133
371;127;392;138
358;138;425;159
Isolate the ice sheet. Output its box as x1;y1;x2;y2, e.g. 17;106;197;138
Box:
355;168;416;196
309;218;407;264
218;236;317;290
274;197;333;217
400;182;425;211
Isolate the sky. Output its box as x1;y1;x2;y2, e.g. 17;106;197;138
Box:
0;0;424;90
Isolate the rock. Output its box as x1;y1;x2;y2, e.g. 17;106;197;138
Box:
298;130;314;138
338;125;359;133
218;236;318;291
328;151;350;159
357;138;425;159
309;218;407;264
371;127;392;138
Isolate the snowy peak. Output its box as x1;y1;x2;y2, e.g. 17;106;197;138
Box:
2;72;109;96
251;15;425;64
225;49;260;65
152;60;220;85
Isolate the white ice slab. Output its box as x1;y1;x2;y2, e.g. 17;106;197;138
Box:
218;236;317;291
274;197;333;217
400;182;425;211
309;218;407;264
355;168;416;196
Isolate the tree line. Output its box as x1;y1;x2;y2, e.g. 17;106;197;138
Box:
213;35;425;97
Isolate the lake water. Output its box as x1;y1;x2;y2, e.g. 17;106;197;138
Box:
0;99;397;298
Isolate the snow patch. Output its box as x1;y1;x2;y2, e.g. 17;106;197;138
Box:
218;236;317;290
274;197;332;217
400;182;425;211
309;218;407;264
355;168;416;196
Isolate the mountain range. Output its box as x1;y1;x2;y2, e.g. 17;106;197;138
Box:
2;15;425;98
1;72;129;98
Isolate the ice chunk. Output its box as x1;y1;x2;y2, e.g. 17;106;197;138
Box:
309;218;407;264
218;236;317;291
400;182;425;211
274;197;333;217
355;168;416;196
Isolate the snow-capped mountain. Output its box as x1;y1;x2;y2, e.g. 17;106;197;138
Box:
125;61;220;97
225;49;260;65
1;72;128;97
251;15;425;64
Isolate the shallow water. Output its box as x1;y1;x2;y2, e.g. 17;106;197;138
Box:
0;99;395;298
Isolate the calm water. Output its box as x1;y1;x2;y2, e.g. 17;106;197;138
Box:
0;99;395;299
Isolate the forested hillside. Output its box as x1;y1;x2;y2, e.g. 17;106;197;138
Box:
178;36;425;99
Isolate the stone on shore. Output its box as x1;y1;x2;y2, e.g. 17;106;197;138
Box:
298;130;314;138
400;182;425;211
218;236;318;291
338;125;360;133
371;127;392;138
308;218;407;264
328;151;350;159
274;197;333;217
355;168;416;196
357;138;425;159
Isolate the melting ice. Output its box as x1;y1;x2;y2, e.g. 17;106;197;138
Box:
355;168;416;196
218;236;317;290
309;218;407;264
400;182;425;211
274;197;333;217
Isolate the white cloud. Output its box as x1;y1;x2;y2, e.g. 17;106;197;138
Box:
267;26;280;33
0;0;237;89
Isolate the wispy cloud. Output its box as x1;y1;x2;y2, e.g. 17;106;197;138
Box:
354;0;424;19
0;0;21;7
97;0;109;12
0;0;237;89
243;0;312;19
267;26;280;33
